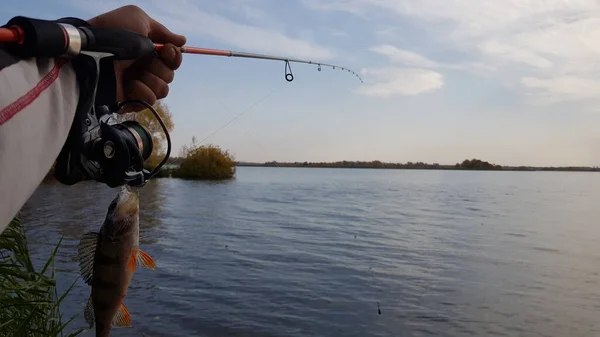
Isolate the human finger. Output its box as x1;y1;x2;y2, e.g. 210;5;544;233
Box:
138;71;170;100
148;18;186;46
157;43;183;71
147;57;175;83
125;79;157;106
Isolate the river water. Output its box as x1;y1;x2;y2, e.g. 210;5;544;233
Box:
19;167;600;336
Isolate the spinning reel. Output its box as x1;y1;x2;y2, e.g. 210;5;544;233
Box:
54;98;170;188
1;15;171;188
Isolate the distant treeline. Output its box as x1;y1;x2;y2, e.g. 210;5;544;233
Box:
236;158;600;172
44;157;600;183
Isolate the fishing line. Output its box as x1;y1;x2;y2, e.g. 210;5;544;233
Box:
152;84;282;176
197;87;280;145
148;59;355;177
195;81;283;168
195;77;283;152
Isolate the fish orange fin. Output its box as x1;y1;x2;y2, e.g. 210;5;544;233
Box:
136;249;156;270
112;301;132;328
128;250;137;272
83;295;94;328
77;232;99;286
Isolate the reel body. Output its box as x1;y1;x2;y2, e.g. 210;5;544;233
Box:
49;37;169;188
66;102;156;188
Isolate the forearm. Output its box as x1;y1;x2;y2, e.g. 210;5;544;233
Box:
0;46;79;232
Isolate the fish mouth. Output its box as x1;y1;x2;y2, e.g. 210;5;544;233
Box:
115;185;139;216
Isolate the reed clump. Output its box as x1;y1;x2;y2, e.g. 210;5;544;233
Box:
173;139;236;180
0;214;83;337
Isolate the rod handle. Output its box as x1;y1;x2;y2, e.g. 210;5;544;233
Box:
80;26;156;60
3;16;70;58
2;16;156;60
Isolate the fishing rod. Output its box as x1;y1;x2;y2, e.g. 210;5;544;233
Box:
156;45;364;83
0;18;363;83
0;16;362;189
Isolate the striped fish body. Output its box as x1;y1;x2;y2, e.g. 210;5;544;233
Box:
77;186;155;337
91;211;138;337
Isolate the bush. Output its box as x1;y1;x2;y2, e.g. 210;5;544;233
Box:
174;141;236;180
0;214;83;337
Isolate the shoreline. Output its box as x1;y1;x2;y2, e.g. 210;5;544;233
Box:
235;162;600;172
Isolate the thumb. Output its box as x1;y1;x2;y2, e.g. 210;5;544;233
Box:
148;19;186;46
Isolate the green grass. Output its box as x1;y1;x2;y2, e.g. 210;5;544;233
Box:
0;213;84;337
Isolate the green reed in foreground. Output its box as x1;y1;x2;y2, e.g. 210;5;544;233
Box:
0;213;84;337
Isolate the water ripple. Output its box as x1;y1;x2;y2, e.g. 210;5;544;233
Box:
18;168;600;337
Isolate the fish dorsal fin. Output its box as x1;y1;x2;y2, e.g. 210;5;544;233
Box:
137;249;156;269
77;232;99;285
112;301;132;327
84;295;94;328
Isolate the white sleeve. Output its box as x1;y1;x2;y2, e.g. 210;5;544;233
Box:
0;49;79;233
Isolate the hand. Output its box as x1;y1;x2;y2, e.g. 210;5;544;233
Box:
86;5;186;109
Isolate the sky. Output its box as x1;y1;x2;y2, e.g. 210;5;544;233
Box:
3;0;600;166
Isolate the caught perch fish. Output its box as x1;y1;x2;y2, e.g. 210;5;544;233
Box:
77;185;156;337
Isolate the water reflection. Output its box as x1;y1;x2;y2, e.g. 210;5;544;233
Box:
139;179;167;245
16;168;600;337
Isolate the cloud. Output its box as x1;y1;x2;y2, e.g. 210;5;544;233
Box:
352;44;445;98
302;0;600;104
71;0;334;60
369;43;499;76
326;28;350;38
370;45;439;68
300;0;370;16
154;0;335;59
216;0;271;23
522;76;600;103
478;40;553;69
65;0;126;15
357;68;444;97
